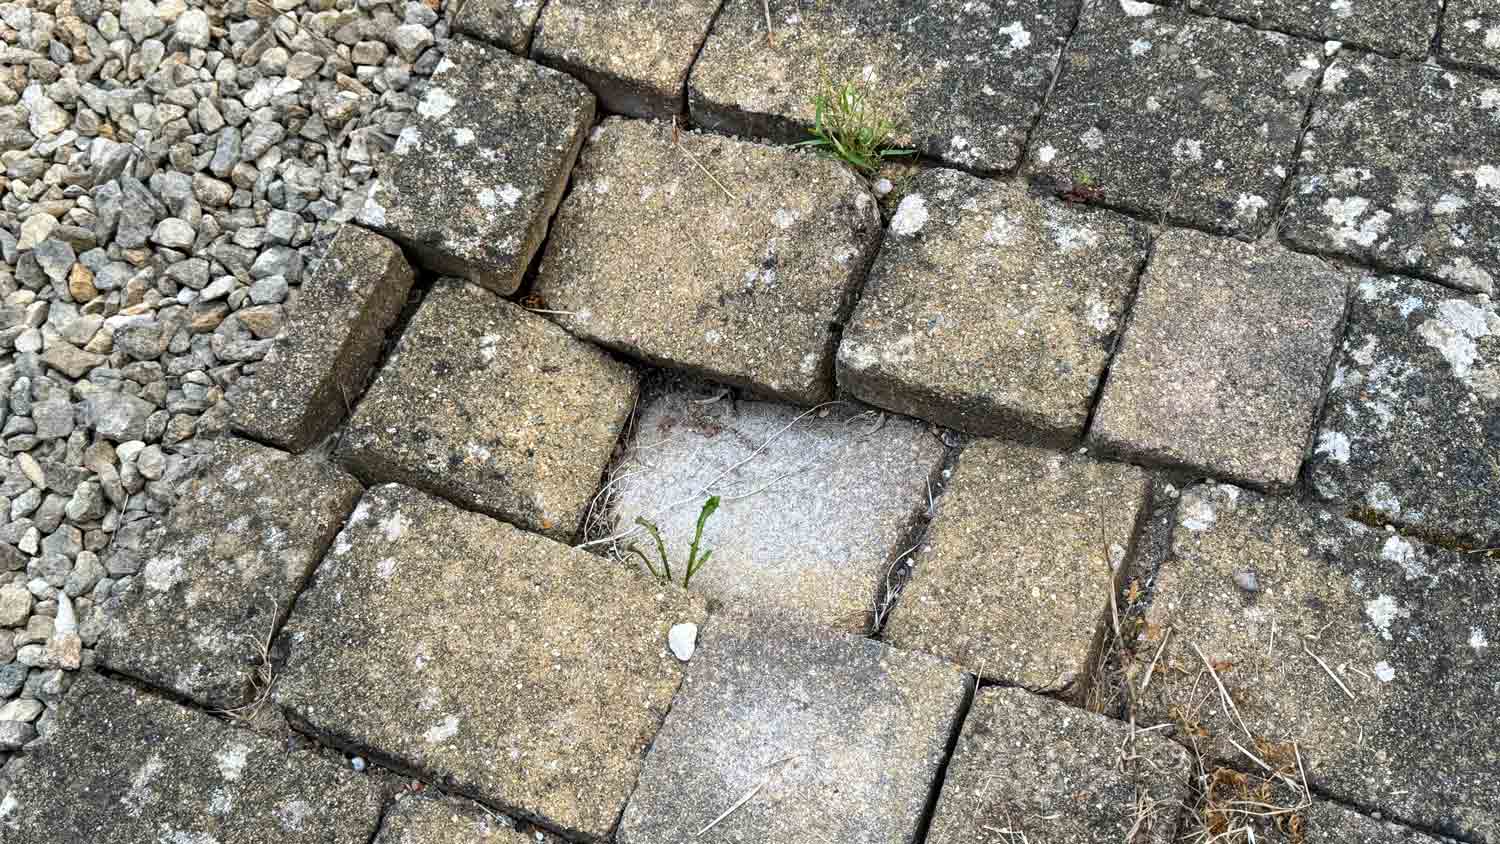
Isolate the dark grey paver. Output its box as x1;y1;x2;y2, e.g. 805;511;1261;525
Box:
1189;0;1438;58
452;0;544;53
373;794;547;844
1443;0;1500;74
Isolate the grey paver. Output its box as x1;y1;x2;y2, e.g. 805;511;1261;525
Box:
838;168;1147;443
533;118;882;404
1028;2;1322;236
275;483;705;841
336;278;638;542
1138;484;1500;842
1282;54;1500;296
1443;0;1500;74
357;37;594;295
1301;802;1446;843
95;438;361;710
687;0;1062;172
373;794;549;844
0;671;381;842
616;617;970;844
1087;229;1348;489
1189;0;1438;58
884;440;1150;693
230;224;415;452
1307;274;1500;547
610;389;945;632
452;0;544;53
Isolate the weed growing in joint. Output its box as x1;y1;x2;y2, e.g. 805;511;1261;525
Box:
626;496;720;588
795;80;914;176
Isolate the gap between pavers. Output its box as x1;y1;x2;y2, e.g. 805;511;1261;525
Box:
1188;0;1439;58
373;792;564;844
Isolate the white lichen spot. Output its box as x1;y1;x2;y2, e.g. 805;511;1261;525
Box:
890;194;929;236
1367;483;1401;516
1418;298;1498;379
1373;661;1396;682
376;557;399;579
497;184;523;209
1471;627;1490;652
424;714;461;744
1037;144;1057;164
1084;296;1113;331
479;333;501;363
1234;194;1268;222
1363;594;1409;640
1433;193;1468;215
1381;535;1427;580
1173;138;1203;163
452;127;475;146
1329;0;1352;17
948;135;979;165
393;125;422;155
1315;430;1350;464
1119;0;1155;15
1130;38;1152;56
416;86;456;119
1322;64;1349;91
143;556;186;592
214;743;250;781
1321;196;1389;248
120;755;165;816
1081;127;1105;150
772;208;798;229
1437;256;1496;295
276;800;314;833
999;21;1031;55
1179;496;1216;532
1475;164;1500;201
379;509;409;542
983;213;1019;246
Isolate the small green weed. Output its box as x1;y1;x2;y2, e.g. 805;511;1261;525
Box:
794;80;914;176
626;496;720;588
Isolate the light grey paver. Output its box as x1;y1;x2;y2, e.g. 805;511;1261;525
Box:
452;0;544;53
1442;0;1500;75
1189;0;1438;58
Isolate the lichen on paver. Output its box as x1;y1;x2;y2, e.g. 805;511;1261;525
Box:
452;0;546;53
1189;0;1438;58
1442;0;1500;75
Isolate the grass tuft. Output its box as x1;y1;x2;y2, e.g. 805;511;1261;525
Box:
795;80;914;176
626;496;721;588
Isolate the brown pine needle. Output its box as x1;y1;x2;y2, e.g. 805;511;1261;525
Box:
1300;640;1355;701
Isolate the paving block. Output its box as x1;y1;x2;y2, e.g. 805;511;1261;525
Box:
1301;802;1446;843
336;278;638;542
0;671;381;842
616;617;970;844
453;0;544;53
358;37;594;295
609;389;946;632
95;438;361;710
1307;275;1500;547
1028;2;1321;236
374;794;551;844
1087;229;1348;489
231;224;415;452
531;0;721;120
884;441;1150;693
687;0;1062;172
838;168;1147;443
274;483;705;841
1444;0;1500;73
925;686;1192;844
1138;484;1500;842
1282;54;1500;296
1189;0;1438;58
533;118;882;404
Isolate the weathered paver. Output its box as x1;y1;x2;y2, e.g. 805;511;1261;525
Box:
453;0;545;53
337;279;638;542
374;794;549;844
1138;484;1500;841
1188;0;1438;58
838;169;1148;443
231;224;415;452
616;617;970;844
687;0;1062;172
925;686;1193;844
0;672;382;842
1088;229;1348;489
358;37;594;295
609;389;946;632
1443;0;1500;74
1028;2;1323;236
95;438;361;710
533;119;882;404
1306;275;1500;547
275;483;705;841
1282;54;1500;296
1301;801;1446;843
884;441;1150;693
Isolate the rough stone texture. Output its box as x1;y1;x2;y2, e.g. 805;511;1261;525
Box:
609;389;946;632
1445;0;1500;73
616;617;970;844
925;686;1193;844
1189;0;1438;58
0;672;382;842
1302;801;1447;843
532;0;721;120
1306;275;1500;547
687;0;1062;172
231;225;415;452
838;169;1147;443
1028;2;1322;236
533;119;882;404
884;441;1150;692
1088;229;1348;489
275;484;705;841
358;37;594;295
453;0;545;53
1282;54;1500;296
373;794;545;844
1138;484;1500;842
337;279;638;542
95;438;361;709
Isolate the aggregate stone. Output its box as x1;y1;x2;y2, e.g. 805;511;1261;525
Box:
1027;1;1322;236
1444;0;1500;73
838;169;1147;443
1087;229;1348;489
0;583;30;626
95;438;362;710
533;118;882;404
453;0;544;53
373;794;544;844
83;390;155;442
1137;484;1500;842
358;36;595;295
274;483;706;841
0;672;382;842
1189;0;1438;58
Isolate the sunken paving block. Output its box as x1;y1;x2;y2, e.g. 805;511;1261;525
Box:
1139;484;1500;841
374;794;554;844
274;483;706;841
231;224;415;452
1028;2;1322;236
1445;0;1500;73
838;168;1148;443
883;440;1150;693
357;37;594;295
687;0;1061;172
1282;54;1500;296
336;278;638;542
616;617;970;844
1189;0;1438;58
1087;229;1348;489
925;686;1193;844
0;672;382;842
609;389;946;632
1306;275;1500;547
94;438;361;710
452;0;544;53
533;119;882;404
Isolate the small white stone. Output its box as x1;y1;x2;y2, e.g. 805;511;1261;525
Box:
668;622;698;662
